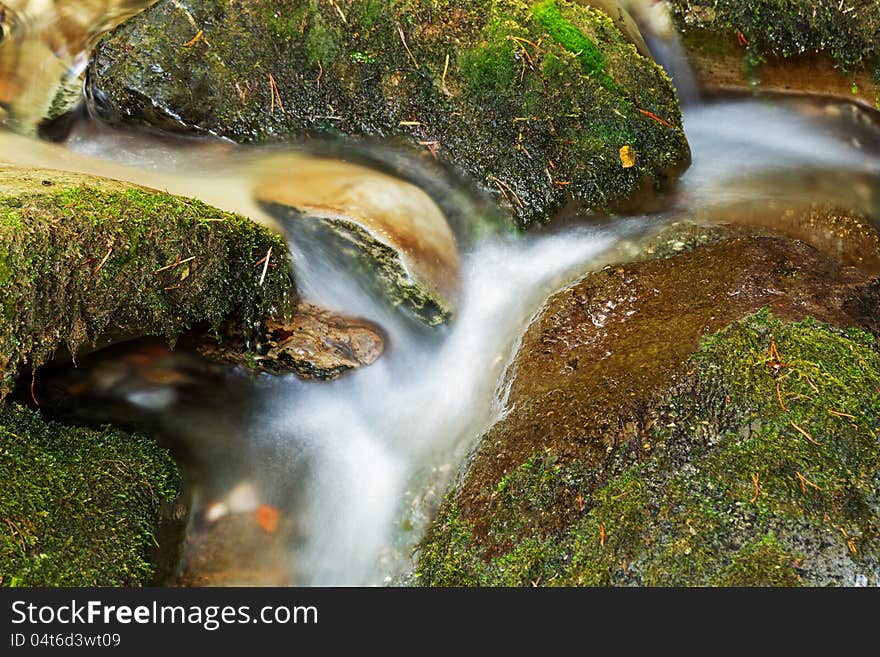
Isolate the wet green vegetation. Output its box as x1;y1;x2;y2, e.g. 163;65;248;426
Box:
0;403;185;586
0;168;291;396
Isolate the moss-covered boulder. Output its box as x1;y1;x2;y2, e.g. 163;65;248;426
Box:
86;0;691;228
673;0;880;107
0;166;292;396
0;402;186;586
417;235;880;586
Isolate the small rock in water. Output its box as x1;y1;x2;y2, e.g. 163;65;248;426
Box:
193;303;385;381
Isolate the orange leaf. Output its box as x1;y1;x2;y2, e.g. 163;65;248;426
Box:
255;505;281;534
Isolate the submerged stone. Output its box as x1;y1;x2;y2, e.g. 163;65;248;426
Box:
86;0;691;227
417;234;880;586
178;510;294;586
0;402;186;586
673;0;880;107
0;166;292;397
255;156;460;326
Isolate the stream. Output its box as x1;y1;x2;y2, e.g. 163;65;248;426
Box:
3;2;880;587
16;91;875;586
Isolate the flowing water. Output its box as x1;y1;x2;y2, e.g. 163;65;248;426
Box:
3;2;880;587
13;92;875;586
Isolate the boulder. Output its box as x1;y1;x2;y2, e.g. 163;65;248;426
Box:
255;156;461;326
86;0;691;227
192;302;385;380
417;233;880;585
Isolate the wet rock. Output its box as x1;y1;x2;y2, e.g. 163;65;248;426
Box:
0;165;292;397
417;234;880;586
86;0;691;228
255;157;460;326
0;402;187;586
193;303;385;380
673;1;880;108
688;201;880;275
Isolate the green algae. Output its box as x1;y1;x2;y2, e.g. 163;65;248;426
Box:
530;0;615;89
418;312;880;586
0;403;185;586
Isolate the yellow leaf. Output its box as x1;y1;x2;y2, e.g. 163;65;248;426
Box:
619;145;636;168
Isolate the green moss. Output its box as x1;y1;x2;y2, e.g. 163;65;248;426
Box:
418;312;880;586
0;169;292;396
0;403;184;586
305;13;342;65
530;0;615;89
715;535;802;586
459;18;521;96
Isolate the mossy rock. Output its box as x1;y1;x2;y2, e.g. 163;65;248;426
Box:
0;166;292;397
86;0;691;228
417;235;880;586
674;0;880;107
0;402;187;586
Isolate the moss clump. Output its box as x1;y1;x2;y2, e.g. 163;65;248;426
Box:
0;168;292;396
88;0;690;228
0;403;185;586
530;0;615;89
418;312;880;586
715;535;802;586
674;0;880;82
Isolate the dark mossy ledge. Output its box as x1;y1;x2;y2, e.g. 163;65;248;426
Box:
673;0;880;108
87;0;691;228
0;403;187;586
0;167;292;397
418;311;880;586
0;167;293;586
416;233;880;586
